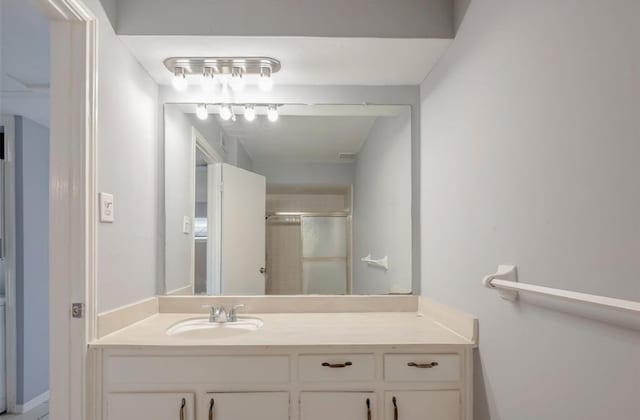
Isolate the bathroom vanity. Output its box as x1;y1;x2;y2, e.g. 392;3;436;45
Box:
89;297;476;420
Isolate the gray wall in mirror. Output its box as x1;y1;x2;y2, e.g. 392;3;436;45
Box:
163;104;413;296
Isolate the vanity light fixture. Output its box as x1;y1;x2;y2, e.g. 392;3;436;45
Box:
196;104;209;120
201;67;216;92
219;104;233;121
229;67;245;91
172;67;187;91
258;66;274;91
244;105;256;122
267;105;279;122
164;57;281;92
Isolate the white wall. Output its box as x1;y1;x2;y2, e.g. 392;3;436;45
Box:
253;160;355;186
224;135;254;172
86;0;161;313
163;106;195;294
353;110;412;294
419;0;640;419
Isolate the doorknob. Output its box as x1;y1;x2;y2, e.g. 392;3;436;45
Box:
259;267;266;274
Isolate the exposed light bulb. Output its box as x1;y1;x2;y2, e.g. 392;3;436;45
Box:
196;104;208;120
229;67;245;91
219;104;233;121
172;67;187;91
258;67;274;91
201;68;216;92
244;105;256;122
267;105;279;122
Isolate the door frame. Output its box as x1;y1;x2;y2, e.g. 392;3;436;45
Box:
1;114;17;413
35;1;98;419
192;128;224;295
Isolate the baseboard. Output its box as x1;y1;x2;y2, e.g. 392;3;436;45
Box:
15;390;49;414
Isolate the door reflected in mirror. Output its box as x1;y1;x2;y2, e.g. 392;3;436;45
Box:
164;103;412;296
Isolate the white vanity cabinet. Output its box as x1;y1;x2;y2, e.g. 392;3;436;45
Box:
93;347;473;420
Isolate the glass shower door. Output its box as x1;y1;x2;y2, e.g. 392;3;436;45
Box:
301;216;348;294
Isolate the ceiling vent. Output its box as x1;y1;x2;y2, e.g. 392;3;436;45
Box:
339;152;358;161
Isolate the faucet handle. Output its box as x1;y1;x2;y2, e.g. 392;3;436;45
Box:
201;304;219;322
229;304;245;322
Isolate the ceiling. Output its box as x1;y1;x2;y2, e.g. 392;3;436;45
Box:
121;36;452;87
224;115;376;163
177;104;408;163
0;0;50;127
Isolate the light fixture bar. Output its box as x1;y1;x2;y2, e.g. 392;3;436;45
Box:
164;57;281;76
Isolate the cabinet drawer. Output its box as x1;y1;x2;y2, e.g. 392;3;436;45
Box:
107;392;194;420
299;354;375;382
107;355;289;385
384;354;460;382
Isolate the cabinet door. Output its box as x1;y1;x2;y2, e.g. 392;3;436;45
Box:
385;391;459;420
204;392;289;420
300;392;376;420
107;392;194;420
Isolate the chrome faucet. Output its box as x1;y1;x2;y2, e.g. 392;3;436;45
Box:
204;304;245;323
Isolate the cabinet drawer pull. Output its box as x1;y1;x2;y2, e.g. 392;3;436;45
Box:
209;398;215;420
407;361;439;368
392;396;398;420
179;398;186;420
366;398;371;420
321;361;353;368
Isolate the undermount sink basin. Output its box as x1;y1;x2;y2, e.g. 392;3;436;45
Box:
166;317;264;339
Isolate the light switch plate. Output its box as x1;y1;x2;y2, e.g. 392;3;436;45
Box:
99;192;114;223
183;216;192;234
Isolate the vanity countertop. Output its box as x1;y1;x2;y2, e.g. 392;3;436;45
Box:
89;312;473;348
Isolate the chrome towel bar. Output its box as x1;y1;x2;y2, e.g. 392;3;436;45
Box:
483;265;640;314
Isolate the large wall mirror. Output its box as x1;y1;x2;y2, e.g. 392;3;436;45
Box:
164;103;412;296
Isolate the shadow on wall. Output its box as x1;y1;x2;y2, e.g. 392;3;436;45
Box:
454;0;472;34
473;351;491;420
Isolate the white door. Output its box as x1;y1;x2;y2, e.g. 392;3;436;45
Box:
300;392;376;420
385;391;460;420
107;393;195;420
220;163;266;294
203;392;289;420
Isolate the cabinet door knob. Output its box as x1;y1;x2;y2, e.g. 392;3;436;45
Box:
366;398;372;420
407;361;439;368
179;398;186;420
321;361;353;368
209;398;215;420
392;396;398;420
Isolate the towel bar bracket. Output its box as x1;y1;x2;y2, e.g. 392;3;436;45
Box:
482;265;518;301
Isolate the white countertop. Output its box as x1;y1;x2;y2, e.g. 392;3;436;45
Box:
90;312;473;348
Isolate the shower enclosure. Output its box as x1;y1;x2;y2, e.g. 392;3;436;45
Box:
266;214;350;295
